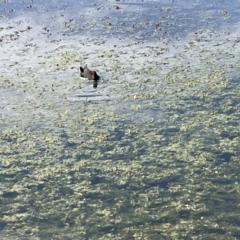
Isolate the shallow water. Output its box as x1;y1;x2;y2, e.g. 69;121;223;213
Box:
1;0;240;239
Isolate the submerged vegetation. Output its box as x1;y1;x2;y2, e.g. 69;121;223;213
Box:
1;0;240;239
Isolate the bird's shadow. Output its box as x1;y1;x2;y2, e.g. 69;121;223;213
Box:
75;94;102;98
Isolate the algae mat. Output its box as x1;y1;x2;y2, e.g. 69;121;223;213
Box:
1;0;240;239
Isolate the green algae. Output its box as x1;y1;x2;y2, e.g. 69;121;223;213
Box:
1;25;240;240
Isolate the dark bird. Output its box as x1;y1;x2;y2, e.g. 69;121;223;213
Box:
80;65;100;88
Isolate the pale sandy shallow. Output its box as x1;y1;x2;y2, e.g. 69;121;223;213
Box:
1;20;240;128
1;0;239;122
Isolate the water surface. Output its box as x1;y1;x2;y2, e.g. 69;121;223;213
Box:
1;0;240;239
